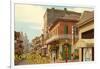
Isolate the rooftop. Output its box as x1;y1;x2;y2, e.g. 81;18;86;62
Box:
77;11;94;26
48;10;81;31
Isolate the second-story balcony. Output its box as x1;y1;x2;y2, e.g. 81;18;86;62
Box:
46;34;72;44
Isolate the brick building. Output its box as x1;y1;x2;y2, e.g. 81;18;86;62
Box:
44;9;81;62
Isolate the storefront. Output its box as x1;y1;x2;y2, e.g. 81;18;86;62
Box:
46;39;72;63
75;39;94;61
82;47;94;61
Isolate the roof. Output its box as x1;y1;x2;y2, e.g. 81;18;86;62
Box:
77;11;94;27
49;12;81;31
61;13;81;21
44;8;81;26
47;8;81;15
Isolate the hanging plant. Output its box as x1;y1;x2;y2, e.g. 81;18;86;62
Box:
61;45;67;60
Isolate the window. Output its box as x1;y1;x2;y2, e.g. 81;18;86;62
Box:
82;29;94;39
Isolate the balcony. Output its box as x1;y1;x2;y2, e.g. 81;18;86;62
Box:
46;34;72;44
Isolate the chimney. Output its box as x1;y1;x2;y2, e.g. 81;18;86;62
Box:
64;8;67;12
64;8;70;15
52;8;55;10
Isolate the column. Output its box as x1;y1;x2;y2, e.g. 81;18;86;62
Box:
58;43;63;62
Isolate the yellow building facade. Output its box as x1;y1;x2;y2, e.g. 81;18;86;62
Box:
75;11;94;61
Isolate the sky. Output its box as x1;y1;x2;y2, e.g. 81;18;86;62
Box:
15;4;93;42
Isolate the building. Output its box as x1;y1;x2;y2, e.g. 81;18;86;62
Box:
15;31;24;55
14;31;24;65
21;33;29;53
43;8;66;34
71;24;79;61
75;11;94;61
40;34;47;57
45;10;81;62
43;8;67;49
14;31;30;64
32;34;45;56
32;36;41;54
28;42;33;53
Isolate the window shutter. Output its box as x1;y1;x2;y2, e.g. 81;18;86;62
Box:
64;25;68;34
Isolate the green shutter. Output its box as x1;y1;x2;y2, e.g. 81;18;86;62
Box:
62;46;67;60
64;25;68;34
67;44;71;60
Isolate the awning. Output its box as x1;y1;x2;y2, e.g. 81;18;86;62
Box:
75;39;94;49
